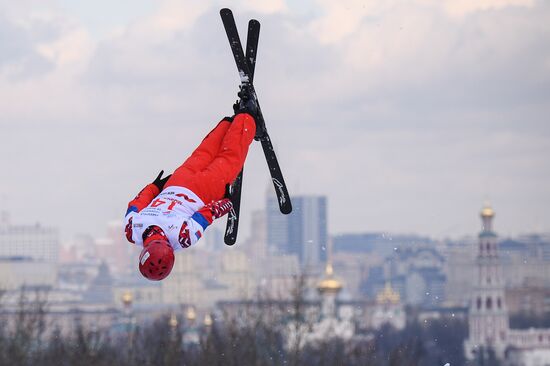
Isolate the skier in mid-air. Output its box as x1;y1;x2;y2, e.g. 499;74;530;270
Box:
124;91;262;281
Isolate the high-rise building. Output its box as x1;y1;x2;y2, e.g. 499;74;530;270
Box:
266;195;327;269
0;212;59;263
245;210;267;260
266;196;289;253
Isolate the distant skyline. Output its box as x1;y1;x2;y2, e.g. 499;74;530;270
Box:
1;0;549;241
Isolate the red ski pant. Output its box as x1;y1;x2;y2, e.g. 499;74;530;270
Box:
165;113;256;203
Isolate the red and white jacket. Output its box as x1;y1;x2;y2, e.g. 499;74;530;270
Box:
124;184;217;251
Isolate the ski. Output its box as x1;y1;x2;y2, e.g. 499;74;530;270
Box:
245;19;260;82
223;171;242;245
224;19;261;246
260;136;292;214
220;8;293;218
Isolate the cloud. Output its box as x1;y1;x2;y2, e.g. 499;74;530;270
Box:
442;0;535;17
308;0;538;44
136;0;210;39
0;13;56;79
0;0;549;239
0;7;94;125
36;28;92;67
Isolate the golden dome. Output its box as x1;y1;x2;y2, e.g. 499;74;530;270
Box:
186;306;196;321
317;278;343;291
169;313;178;328
376;282;400;305
121;291;133;306
480;203;495;218
317;263;343;293
204;313;213;327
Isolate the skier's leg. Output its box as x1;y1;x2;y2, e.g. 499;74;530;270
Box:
180;119;233;173
165;118;232;188
183;113;256;203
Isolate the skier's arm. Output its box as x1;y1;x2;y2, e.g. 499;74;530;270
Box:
124;171;172;245
124;184;160;245
124;184;158;245
125;170;172;216
126;184;160;216
177;199;233;248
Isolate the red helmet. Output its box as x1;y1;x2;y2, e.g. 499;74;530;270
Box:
139;239;175;281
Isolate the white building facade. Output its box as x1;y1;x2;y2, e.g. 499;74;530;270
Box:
0;214;59;263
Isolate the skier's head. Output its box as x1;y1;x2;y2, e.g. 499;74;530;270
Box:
139;225;174;281
139;239;175;281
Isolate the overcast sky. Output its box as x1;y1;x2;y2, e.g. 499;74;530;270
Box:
1;0;549;242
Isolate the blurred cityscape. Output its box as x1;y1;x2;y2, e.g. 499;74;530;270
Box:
1;194;550;365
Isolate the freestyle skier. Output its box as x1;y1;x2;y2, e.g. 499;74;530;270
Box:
124;93;262;281
125;8;292;280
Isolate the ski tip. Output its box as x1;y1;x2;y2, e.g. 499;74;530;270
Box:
224;237;237;246
248;19;261;32
220;8;233;16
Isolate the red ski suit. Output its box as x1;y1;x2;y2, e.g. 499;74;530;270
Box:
165;113;255;202
125;113;255;250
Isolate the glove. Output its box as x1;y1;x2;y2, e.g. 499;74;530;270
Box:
233;84;259;119
192;199;234;229
206;198;233;219
152;170;172;191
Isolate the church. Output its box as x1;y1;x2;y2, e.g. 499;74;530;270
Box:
464;205;550;365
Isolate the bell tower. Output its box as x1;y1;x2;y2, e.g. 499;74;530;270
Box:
465;203;509;360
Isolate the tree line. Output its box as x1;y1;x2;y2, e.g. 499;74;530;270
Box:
0;285;473;365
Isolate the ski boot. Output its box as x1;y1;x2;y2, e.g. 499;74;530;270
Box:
233;84;267;141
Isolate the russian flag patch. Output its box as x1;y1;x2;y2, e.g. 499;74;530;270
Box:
195;231;202;240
